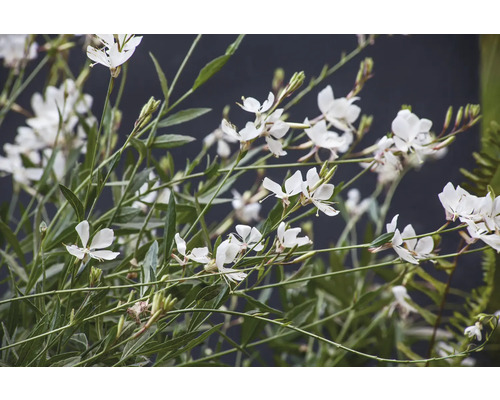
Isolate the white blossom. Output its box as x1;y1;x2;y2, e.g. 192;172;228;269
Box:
263;170;303;206
438;182;479;222
204;125;238;158
215;238;247;283
389;285;417;318
301;167;338;216
262;109;289;157
0;34;38;69
221;119;263;143
230;225;264;252
345;188;371;217
317;85;360;132
303;119;353;160
232;190;261;223
386;215;433;264
276;221;311;250
65;220;120;262
87;34;143;77
464;321;483;341
174;233;210;265
239;92;274;114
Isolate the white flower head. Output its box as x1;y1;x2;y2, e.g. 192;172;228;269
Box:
174;233;211;265
239;92;274;114
303;119;353;161
262;109;289;157
389;285;418;318
65;220;120;262
215;238;247;283
204;125;238;158
345;188;371;217
0;34;38;70
87;34;143;77
318;85;360;132
263;170;303;206
232;190;261;223
438;182;479;222
464;321;483;341
230;225;264;252
276;221;311;251
301;167;338;216
386;215;433;264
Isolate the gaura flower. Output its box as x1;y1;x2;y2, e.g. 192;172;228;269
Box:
391;109;434;162
0;34;38;70
386;215;433;264
239;92;274;114
464;321;483;341
229;224;264;252
302;119;352;161
214;238;247;283
276;221;311;251
438;182;479;222
232;190;261;223
261;109;290;157
301;167;338;216
87;34;143;77
263;170;303;206
204;124;238;158
65;220;120;261
345;188;371;217
389;285;418;318
221;119;263;144
174;233;210;265
317;85;360;132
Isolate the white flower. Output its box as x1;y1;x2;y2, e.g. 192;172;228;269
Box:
465;221;500;253
391;109;433;161
174;233;211;265
263;170;303;206
386;215;433;264
230;225;264;252
239;92;274;114
215;238;247;283
0;34;38;69
301;167;338;216
303;119;353;160
389;285;417;318
317;85;360;132
0;144;43;186
438;182;479;222
345;188;371;217
87;34;143;77
361;136;402;184
276;221;311;250
221;119;263;143
261;109;290;157
204;125;238;158
232;190;261;223
464;321;483;341
65;220;120;262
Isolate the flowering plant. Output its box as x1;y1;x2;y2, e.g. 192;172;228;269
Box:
0;34;498;367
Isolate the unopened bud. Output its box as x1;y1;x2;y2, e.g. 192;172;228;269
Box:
290;251;316;263
39;221;47;239
433;136;455;150
454;106;464;128
358;115;373;137
324;165;338;183
222;105;230;120
69;308;75;325
116;315;125;338
287;71;305;94
443;106;453;131
136;96;161;130
89;266;102;287
272;68;285;93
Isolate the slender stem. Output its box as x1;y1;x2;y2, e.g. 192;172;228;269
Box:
168;35;202;99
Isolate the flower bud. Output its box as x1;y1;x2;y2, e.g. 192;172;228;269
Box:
443;106;453;131
454;106;463;128
135;96;161;130
39;221;47;240
116;314;125;338
272;68;285;93
89;266;102;287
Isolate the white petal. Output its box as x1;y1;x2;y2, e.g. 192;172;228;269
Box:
175;233;187;257
75;220;90;248
266;136;286;157
313;184;334;201
90;250;120;261
285;170;303;196
263;177;285;198
65;244;86;260
235;224;252;241
90;228;115;249
415;236;434;256
318;85;334;115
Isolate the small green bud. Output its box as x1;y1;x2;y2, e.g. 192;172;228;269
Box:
443;106;453;131
135;96;161;130
272;68;285;93
69;308;75;325
89;266;102;287
287;71;305;94
454;106;464;128
222;105;230;120
39;221;47;240
116;315;125;338
324;165;338;183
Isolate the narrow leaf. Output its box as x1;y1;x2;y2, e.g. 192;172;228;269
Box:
157;108;211;128
59;184;84;221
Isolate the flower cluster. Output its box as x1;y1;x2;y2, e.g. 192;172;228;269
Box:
439;182;500;252
0;79;93;185
363;109;447;184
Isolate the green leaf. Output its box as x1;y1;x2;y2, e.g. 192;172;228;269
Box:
157;108;211;128
0;220;26;266
163;193;176;263
58;184;84;221
192;35;244;90
195;285;222;302
114;207;142;223
141;241;158;297
130;137;148;160
147;134;196;150
149;52;169;102
237;292;282;315
0;248;27;282
369;231;395;248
